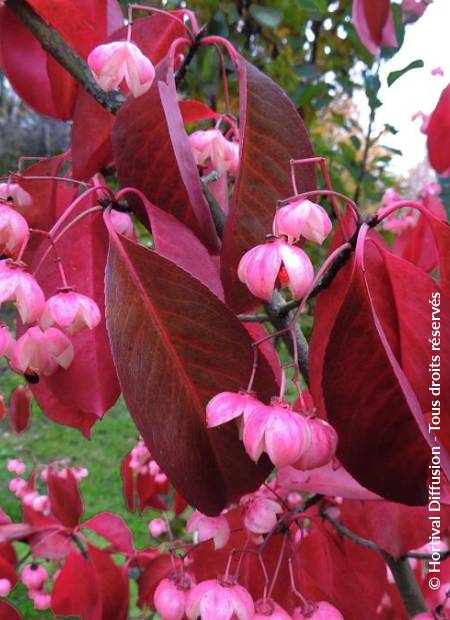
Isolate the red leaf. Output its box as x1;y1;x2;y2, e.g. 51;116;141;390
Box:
0;7;71;119
48;470;84;528
392;194;447;273
29;192;120;418
427;83;450;175
121;454;136;512
341;500;450;558
297;520;387;619
81;513;134;555
30;381;98;438
277;463;382;501
377;248;450;449
8;386;32;434
221;57;316;312
0;1;123;119
105;222;277;515
130;193;224;298
25;0;123;58
179;99;220;124
0;542;16;568
0;601;23;620
72;13;183;180
0;556;18;589
310;232;450;504
88;545;130;620
112;60;219;252
51;548;101;620
72;92;115;181
136;552;173;610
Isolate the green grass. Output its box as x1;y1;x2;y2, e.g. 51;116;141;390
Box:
0;376;160;618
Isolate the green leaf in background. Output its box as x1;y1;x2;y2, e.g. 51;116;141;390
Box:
387;59;424;87
249;5;283;29
384;123;399;135
298;0;328;14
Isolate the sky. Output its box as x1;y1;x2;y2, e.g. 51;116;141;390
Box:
372;0;449;173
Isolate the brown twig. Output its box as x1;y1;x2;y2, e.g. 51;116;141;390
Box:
6;0;125;114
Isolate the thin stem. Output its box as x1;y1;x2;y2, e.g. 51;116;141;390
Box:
200;36;239;65
354;63;380;204
12;175;90;188
246;347;259;392
128;4;195;43
237;313;270;322
175;28;208;87
267;532;288;598
278;367;286;400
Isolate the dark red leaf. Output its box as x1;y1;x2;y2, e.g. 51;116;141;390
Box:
88;544;130;620
8;386;32;434
105;221;277;515
310;231;450;504
112;61;219;252
51;548;101;620
427;83;450;175
72;13;183;180
127;192;224;298
81;513;134;555
0;601;23;620
221;57;316;312
48;469;84;528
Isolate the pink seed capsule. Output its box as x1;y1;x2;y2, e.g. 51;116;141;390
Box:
0;578;12;597
154;578;190;620
238;238;314;301
294;417;338;471
148;518;167;537
21;564;48;590
273;199;332;245
40;291;101;335
88;41;155;98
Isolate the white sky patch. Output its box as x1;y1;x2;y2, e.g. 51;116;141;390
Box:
373;0;449;173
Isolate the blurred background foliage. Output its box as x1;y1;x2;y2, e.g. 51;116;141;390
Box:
0;0;444;211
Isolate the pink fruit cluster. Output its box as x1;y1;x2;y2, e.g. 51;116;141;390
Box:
21;564;51;611
7;457;88;515
189;129;240;176
238;198;332;301
207;391;337;471
0;191;101;384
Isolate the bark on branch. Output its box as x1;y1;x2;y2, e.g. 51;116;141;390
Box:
6;0;125;114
